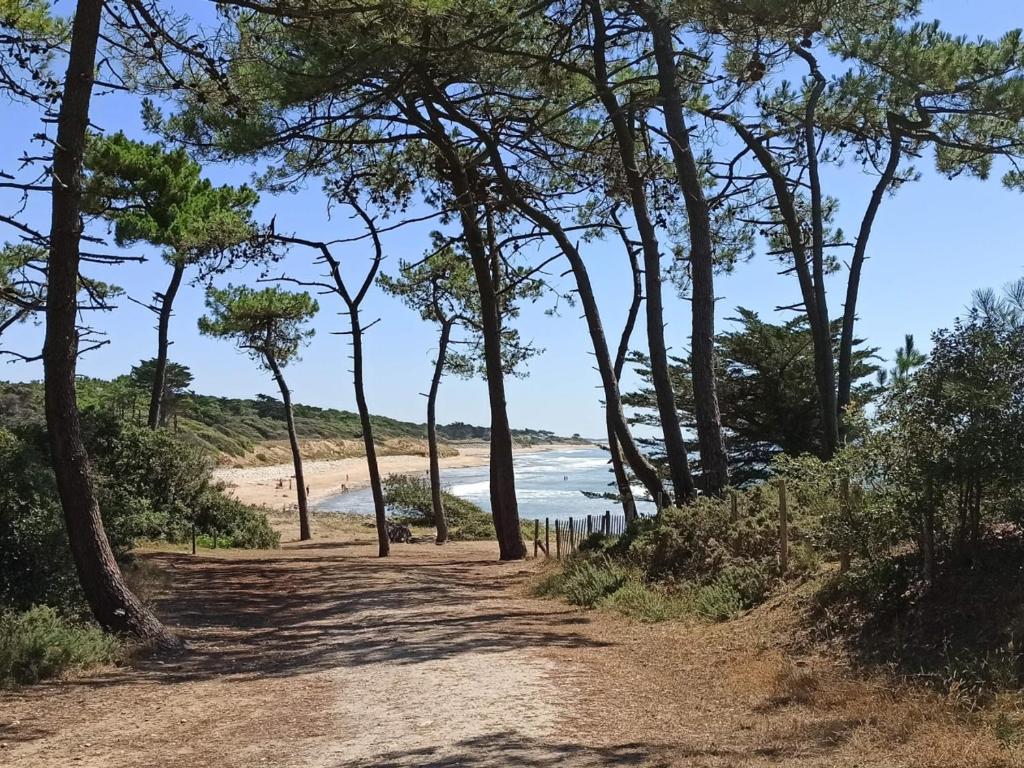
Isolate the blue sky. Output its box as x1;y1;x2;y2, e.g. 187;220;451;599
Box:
1;0;1022;437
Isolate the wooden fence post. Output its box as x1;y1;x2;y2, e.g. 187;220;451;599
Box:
587;515;593;535
604;510;611;536
545;518;550;559
534;519;540;558
191;524;196;555
568;517;575;554
778;479;789;573
555;518;561;560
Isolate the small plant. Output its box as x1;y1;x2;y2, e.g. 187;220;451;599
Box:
602;580;686;622
0;606;120;687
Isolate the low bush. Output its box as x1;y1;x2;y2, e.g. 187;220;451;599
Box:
535;554;687;621
0;606;120;687
382;473;495;541
1;418;278;615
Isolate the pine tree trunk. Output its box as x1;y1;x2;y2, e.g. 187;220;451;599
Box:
148;258;185;429
428;321;453;544
837;124;903;435
348;304;389;557
606;233;645;520
799;58;841;459
266;351;310;541
457;202;524;559
43;0;178;649
589;0;693;504
645;11;729;495
404;96;523;559
510;200;668;508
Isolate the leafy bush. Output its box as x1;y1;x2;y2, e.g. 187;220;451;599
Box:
383;473;495;541
1;418;277;614
686;564;773;620
0;426;85;612
538;487;795;622
194;490;280;549
601;580;686;622
616;497;782;584
0;606;120;687
535;555;686;621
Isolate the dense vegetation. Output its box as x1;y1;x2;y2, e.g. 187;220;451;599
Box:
0;378;576;460
1;0;1023;728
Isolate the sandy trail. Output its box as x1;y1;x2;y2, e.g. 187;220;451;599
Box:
0;538;645;768
3;534;1008;767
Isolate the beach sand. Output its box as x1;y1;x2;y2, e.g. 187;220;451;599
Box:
214;442;585;509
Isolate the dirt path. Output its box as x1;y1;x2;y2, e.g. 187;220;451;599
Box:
1;537;645;768
1;535;1014;768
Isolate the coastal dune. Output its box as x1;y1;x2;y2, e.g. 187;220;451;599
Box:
215;442;584;509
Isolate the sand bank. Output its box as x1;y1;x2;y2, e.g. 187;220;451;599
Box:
214;442;587;509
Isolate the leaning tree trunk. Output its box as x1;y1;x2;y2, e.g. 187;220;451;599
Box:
589;0;694;504
606;232;644;520
43;0;177;648
501;191;668;507
349;304;390;557
445;104;669;509
456;201;524;559
266;351;310;541
148;258;185;429
837;120;903;436
797;52;841;459
645;11;729;495
427;320;453;544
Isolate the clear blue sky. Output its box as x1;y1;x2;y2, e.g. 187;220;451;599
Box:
1;0;1021;437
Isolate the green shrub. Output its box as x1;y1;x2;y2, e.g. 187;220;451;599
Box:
535;555;631;607
1;418;279;614
602;580;686;622
687;579;746;621
687;564;773;620
0;606;120;687
193;489;280;549
535;555;686;621
0;426;85;612
617;499;780;584
382;473;494;541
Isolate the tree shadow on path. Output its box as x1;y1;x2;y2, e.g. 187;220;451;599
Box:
323;732;660;768
113;546;611;684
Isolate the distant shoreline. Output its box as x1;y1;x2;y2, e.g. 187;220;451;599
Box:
215;441;593;510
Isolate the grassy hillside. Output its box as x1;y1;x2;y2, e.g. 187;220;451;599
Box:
0;379;578;461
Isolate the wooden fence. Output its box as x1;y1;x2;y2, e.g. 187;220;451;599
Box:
530;510;629;559
528;479;810;572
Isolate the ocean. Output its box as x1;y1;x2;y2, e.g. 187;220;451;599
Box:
313;446;652;521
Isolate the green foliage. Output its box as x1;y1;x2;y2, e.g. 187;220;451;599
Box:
0;418;277;615
875;314;1024;561
382;473;494;541
199;285;318;367
535;555;687;621
193;490;280;549
0;606;120;687
0;426;82;613
83;132;258;265
686;564;773;620
617;497;783;583
626;308;879;482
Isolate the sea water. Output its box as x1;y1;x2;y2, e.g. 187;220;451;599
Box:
313;446;651;521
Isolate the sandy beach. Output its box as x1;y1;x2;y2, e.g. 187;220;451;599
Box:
214;442;586;509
